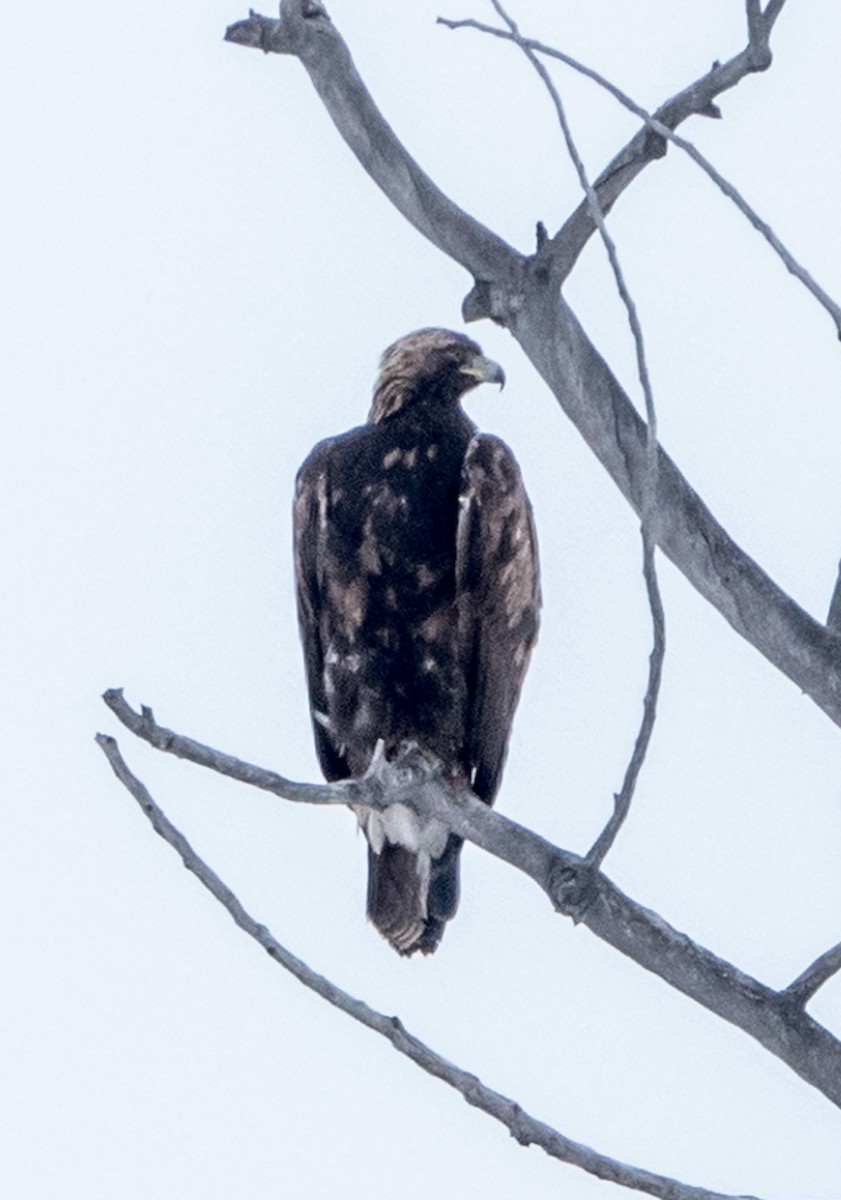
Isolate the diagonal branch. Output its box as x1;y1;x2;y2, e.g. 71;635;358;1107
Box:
441;3;841;333
783;941;841;1007
226;1;518;282
443;0;787;280
827;562;841;633
100;691;358;806
488;0;659;435
588;531;665;869
96;731;761;1200
486;0;666;868
224;2;841;734
747;0;788;44
102;690;841;1110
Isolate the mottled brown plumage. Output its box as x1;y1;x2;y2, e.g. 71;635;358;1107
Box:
294;329;540;954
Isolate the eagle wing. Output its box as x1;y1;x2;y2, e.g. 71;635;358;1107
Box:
456;434;540;804
293;440;349;782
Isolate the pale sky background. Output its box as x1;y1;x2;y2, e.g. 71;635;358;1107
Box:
4;2;841;1197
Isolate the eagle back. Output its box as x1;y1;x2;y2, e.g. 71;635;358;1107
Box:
296;405;477;777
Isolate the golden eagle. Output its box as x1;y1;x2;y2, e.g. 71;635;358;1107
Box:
294;329;540;955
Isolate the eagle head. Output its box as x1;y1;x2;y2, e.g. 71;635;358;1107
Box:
369;328;505;423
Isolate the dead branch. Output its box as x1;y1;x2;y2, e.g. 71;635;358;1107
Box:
96;731;761;1200
827;562;841;632
587;528;665;870
486;0;666;868
224;2;841;734
783;941;841;1007
442;0;788;280
488;0;660;431
441;3;841;335
225;2;515;280
102;689;841;1109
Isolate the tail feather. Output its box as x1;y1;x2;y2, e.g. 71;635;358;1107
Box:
367;835;463;956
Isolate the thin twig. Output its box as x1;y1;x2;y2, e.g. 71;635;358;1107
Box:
488;1;657;432
441;3;841;335
95;732;759;1200
101;689;358;806
827;562;841;633
588;529;666;870
488;0;665;864
783;941;841;1007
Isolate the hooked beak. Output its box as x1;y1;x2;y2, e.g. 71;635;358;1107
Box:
460;353;506;390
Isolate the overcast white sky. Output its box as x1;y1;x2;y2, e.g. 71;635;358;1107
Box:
4;1;841;1197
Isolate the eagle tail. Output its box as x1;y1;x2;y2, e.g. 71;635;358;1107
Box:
366;835;463;956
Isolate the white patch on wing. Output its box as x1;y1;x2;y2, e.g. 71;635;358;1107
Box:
316;471;329;532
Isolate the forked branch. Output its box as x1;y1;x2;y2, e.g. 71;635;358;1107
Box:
224;2;841;736
96;731;762;1200
441;1;841;334
827;562;841;633
784;942;841;1007
102;690;841;1110
486;0;666;867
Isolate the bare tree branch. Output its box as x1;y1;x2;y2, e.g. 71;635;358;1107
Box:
441;3;840;335
100;691;356;806
488;0;659;434
747;0;788;47
96;730;763;1199
225;2;517;281
588;531;665;869
764;1;788;29
101;690;841;1109
783;941;841;1007
486;0;666;868
224;2;841;735
827;562;841;633
443;0;783;279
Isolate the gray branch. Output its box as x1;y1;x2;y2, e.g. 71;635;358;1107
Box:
486;0;665;869
783;941;841;1007
442;1;792;284
588;528;665;869
96;730;760;1200
101;689;841;1110
440;3;841;336
827;562;841;633
224;2;841;735
225;1;515;281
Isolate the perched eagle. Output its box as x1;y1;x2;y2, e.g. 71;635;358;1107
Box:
294;328;540;955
